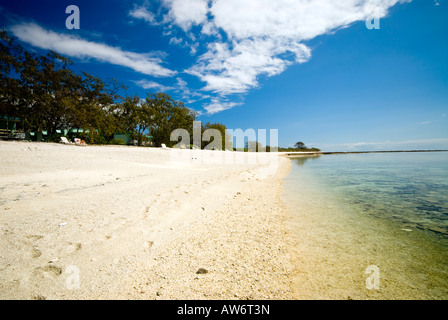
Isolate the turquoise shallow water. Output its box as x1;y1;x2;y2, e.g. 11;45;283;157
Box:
282;151;448;299
288;152;448;239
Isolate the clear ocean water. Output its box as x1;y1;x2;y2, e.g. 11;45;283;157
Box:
287;152;448;239
282;151;448;299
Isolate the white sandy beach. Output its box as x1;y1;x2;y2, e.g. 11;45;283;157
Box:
0;141;296;300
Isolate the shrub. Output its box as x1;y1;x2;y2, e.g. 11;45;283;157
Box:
109;138;126;145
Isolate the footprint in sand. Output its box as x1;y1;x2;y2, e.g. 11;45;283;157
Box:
31;248;42;258
33;265;63;279
25;234;44;241
67;242;82;252
22;235;44;259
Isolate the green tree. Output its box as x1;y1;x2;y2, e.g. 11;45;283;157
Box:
294;141;306;150
19;50;82;133
132;96;152;146
0;30;215;148
0;30;24;119
147;92;197;147
1;30;123;142
201;122;233;150
74;74;123;142
115;95;141;145
246;140;264;152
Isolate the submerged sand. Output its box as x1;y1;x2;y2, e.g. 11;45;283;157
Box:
0;141;295;300
283;156;448;300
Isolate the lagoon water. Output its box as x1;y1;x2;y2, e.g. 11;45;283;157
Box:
283;152;448;299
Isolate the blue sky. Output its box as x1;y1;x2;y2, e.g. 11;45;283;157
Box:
0;0;447;151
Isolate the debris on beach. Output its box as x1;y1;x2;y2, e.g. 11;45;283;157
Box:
196;268;208;274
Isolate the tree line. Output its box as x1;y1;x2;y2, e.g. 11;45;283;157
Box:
0;30;229;147
277;141;320;152
0;30;320;152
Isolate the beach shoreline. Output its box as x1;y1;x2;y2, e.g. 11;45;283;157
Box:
3;141;447;300
283;153;448;300
0;141;296;300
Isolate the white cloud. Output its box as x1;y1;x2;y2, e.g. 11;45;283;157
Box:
13;1;411;115
209;0;406;41
189;42;199;55
169;37;183;45
125;0;410;113
162;0;409;111
10;22;176;77
187;38;311;95
168;36;199;56
162;0;209;31
129;4;159;25
203;98;243;114
135;79;174;91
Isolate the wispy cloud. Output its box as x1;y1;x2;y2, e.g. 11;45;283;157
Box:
129;4;159;25
9;22;176;77
175;77;210;104
169;37;183;45
203;98;243;114
134;79;174;91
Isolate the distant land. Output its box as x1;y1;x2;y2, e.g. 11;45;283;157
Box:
282;150;448;156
